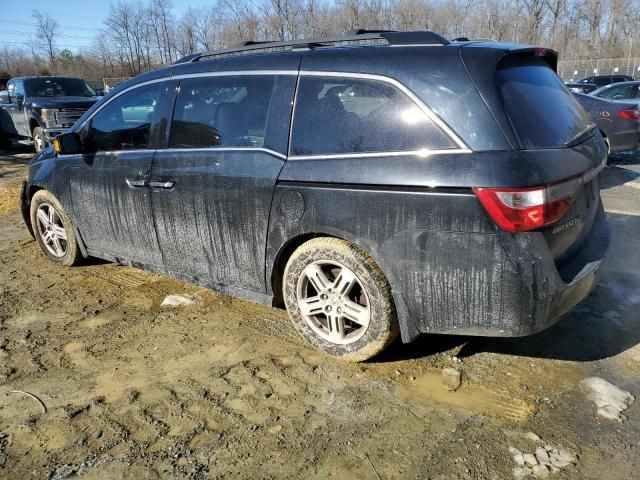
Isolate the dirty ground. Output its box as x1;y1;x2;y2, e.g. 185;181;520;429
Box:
0;145;639;480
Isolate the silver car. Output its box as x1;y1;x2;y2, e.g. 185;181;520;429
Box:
590;81;640;102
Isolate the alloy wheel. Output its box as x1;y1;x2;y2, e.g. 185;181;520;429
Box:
295;260;370;345
36;203;68;258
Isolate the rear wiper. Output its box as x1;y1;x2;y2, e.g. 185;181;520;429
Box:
564;123;597;148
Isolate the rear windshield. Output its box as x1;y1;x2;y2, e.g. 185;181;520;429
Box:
497;58;593;149
26;78;97;98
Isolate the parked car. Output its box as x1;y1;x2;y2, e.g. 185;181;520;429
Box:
565;74;634;95
576;74;634;87
21;30;610;361
0;76;100;152
574;93;640;153
590;81;640;101
565;83;598;94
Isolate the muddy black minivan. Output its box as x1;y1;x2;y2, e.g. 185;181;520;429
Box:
21;30;610;361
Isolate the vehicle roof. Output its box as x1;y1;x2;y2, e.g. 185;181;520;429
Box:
594;80;640;88
10;76;87;81
113;38;554;90
582;74;634;78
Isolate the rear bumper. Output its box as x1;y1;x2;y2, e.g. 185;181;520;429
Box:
519;202;610;335
393;201;610;341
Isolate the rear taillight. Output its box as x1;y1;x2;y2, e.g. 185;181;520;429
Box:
474;178;580;233
618;109;640;120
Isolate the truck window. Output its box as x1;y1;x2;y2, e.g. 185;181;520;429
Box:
26;78;96;98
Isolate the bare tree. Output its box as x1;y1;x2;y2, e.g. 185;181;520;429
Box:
32;10;59;69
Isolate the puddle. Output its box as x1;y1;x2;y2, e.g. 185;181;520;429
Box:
397;372;535;422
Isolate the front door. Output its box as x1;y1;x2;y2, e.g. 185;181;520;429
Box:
67;81;169;268
7;80;29;137
149;72;297;293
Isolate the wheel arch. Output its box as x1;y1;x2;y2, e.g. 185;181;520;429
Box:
22;183;44;237
269;228;415;343
25;184;89;258
270;232;328;307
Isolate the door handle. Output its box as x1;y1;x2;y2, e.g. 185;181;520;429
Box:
149;180;175;189
126;177;148;188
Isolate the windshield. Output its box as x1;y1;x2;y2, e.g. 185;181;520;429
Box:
497;58;594;149
26;77;97;98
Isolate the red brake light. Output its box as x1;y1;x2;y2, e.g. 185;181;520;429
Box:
618;109;640;120
474;179;580;233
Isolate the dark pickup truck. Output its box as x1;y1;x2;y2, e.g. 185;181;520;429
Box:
0;76;100;152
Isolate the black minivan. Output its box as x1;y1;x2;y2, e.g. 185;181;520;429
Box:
21;31;610;361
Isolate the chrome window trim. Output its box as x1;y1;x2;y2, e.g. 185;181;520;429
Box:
172;70;298;80
160;147;287;159
290;149;470;161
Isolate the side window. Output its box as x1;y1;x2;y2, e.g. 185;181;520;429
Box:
7;81;15;97
290;76;455;156
598;85;633;99
14;81;25;97
88;83;161;151
169;75;276;149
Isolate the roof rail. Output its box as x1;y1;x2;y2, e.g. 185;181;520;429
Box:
179;30;449;63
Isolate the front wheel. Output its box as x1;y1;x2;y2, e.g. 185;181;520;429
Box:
30;190;82;266
283;237;399;362
32;127;47;153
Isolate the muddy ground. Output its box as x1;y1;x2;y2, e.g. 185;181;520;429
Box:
0;144;639;480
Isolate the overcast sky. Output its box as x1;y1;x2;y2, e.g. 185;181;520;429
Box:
0;0;215;52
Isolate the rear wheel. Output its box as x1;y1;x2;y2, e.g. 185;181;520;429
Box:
32;127;47;153
283;237;398;362
30;190;82;266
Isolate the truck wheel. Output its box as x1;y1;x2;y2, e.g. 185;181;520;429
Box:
283;237;399;362
30;190;82;266
32;127;47;153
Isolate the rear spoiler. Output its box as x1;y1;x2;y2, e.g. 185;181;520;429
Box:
460;41;558;71
496;46;558;72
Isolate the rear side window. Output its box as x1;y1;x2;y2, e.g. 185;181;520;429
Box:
290;76;455;156
170;75;276;149
497;58;593;149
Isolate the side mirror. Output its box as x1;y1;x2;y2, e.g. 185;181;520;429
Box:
0;91;9;105
53;131;82;155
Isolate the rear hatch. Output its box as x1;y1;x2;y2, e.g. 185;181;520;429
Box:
461;44;607;265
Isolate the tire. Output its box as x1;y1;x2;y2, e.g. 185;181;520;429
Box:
283;237;399;362
32;127;47;153
29;190;82;266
